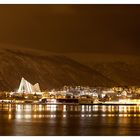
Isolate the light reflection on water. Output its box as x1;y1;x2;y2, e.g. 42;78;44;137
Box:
0;104;139;121
0;104;140;120
1;104;140;135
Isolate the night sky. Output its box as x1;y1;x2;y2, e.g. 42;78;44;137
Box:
0;5;140;55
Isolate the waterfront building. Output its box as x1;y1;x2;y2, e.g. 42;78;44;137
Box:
17;77;41;94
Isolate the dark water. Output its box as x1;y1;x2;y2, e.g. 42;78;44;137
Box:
1;104;140;136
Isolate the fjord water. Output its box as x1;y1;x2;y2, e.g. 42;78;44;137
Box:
0;104;140;136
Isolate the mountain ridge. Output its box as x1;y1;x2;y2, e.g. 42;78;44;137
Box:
0;47;116;91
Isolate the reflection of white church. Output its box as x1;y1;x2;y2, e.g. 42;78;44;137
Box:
17;77;41;94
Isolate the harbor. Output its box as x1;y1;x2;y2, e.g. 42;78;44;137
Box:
1;77;140;106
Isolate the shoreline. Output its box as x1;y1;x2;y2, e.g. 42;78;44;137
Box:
0;102;138;106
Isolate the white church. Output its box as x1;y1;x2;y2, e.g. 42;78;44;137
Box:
17;77;42;95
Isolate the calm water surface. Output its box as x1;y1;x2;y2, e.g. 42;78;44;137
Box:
0;104;140;136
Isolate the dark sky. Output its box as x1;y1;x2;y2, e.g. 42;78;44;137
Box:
0;5;140;55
